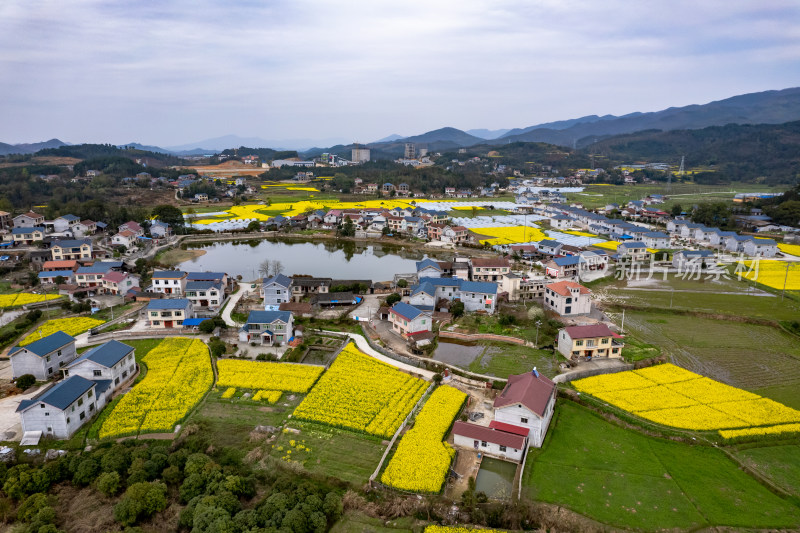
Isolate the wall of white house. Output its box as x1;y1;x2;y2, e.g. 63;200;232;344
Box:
495;399;555;448
453;434;524;462
11;344;78;380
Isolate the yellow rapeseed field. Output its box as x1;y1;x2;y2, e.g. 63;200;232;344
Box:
293;343;427;437
0;293;63;309
216;359;323;392
99;338;213;438
573;363;800;438
778;243;800;257
381;385;466;493
740;260;800;291
253;390;282;403
19;317;105;346
477;226;548;245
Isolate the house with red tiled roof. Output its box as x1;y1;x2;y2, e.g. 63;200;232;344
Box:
493;369;556;447
543;280;591;316
452;420;527;462
556;324;624;360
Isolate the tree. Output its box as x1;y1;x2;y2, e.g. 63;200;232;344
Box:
246;220;261;232
385;293;401;305
16;374;35;390
151;204;185;232
670;203;683;217
199;319;215;334
396;279;408;288
113;481;168;526
451;300;465;318
96;471;121;497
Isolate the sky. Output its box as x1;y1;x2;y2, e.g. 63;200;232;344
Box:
1;0;799;148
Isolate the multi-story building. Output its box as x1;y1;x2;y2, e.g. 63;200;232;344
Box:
50;239;92;261
238;310;294;346
556;324;624;360
9;331;77;380
146;299;194;328
17;375;107;439
388;302;432;338
151;270;188;295
470;258;510;282
543;280;591;316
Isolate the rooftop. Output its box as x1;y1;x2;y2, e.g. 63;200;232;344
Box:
493;371;556;417
9;331;75;358
546;280;590;297
17;375;95;412
147;298;191;309
247;310;292;324
564;323;615;339
68;340;133;369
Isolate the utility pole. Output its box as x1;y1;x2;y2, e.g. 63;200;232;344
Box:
534;320;542;349
781;261;790;302
621;308;625;333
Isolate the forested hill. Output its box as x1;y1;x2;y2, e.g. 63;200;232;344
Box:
37;143;187;167
584;120;800;184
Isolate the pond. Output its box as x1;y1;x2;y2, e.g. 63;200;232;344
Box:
474;457;517;500
432;339;485;367
177;238;436;281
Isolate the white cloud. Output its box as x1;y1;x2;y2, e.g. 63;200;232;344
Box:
0;0;798;145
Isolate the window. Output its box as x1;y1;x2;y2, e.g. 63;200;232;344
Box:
115;377;120;385
153;321;160;325
57;350;62;357
79;412;85;420
46;355;51;362
45;412;50;416
575;340;583;346
93;370;102;377
77;398;83;406
565;306;571;314
64;370;69;376
66;417;70;424
602;338;609;344
521;417;528;424
122;371;128;378
87;389;92;398
150;312;158;317
499;445;507;452
48;367;53;375
481;441;487;447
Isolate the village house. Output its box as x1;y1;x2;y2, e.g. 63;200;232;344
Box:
151;270;188;295
290;277;331;299
556;324;623;360
75;262;123;288
452;421;527;462
51;214;81;234
415;258;444;278
149;220;172;238
9;331;77;380
12;227;45;245
388;302;432;338
725;234;753;253
550;214;573;230
0;211;12;230
262;274;293;310
73;220;98;238
427;224;469;243
617;241;650;262
185;280;225;312
13;211;45;227
50;239;92;261
470;257;510;282
118;221;144;237
101;271;140;296
409;278;498;313
41;260;78;273
111;230;138;249
743;238;778;257
493;369;557;448
239;310;294;346
640;231;670;249
16;375;105;439
63;340;136;392
537;239;563;256
673;250;714;270
545;255;580;279
543;280;592;316
146;298;194;328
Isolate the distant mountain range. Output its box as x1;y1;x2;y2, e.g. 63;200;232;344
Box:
0;138;69;156
4;87;800;158
369;87;800;151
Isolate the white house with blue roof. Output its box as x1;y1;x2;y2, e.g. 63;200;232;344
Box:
409;278;497;313
239;310;294;345
617;241;650;262
262;274;293;310
185;280;225;312
52;214;81;234
389;302;432;338
416;258;443;278
9;331;77;380
17;375;105;439
673;250;714;269
151;270;188;295
64;340;136;393
149;220;172;238
146;298;194;328
74;261;123;288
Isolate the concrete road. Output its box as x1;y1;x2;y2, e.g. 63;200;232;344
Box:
222;284;249;327
0;382;52;442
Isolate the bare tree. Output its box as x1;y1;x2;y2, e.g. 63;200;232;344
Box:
259;260;271;278
270;260;284;277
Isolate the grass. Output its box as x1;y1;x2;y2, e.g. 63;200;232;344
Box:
567;182;789;210
186;388;304;448
467;343;559;378
734;444;800;498
621;337;661;362
330;512;416;533
523;401;800;530
0;307;66;350
447;208;510;219
271;420;386;486
155;247;206;267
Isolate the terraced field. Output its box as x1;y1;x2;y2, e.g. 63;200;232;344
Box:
620;311;800;409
